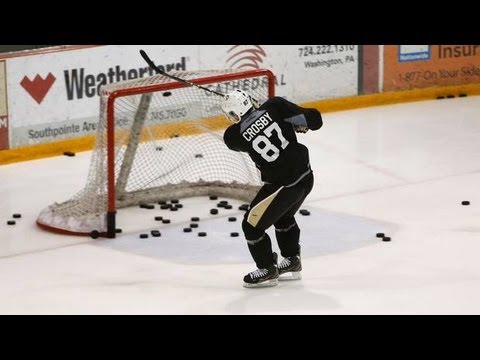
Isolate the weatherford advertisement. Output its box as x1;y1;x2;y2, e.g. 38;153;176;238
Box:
383;45;480;91
6;45;198;148
5;45;359;148
0;61;8;150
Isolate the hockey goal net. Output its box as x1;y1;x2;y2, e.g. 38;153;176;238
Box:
37;69;275;238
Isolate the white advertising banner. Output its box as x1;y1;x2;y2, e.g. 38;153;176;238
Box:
6;45;358;148
7;45;199;147
198;45;359;103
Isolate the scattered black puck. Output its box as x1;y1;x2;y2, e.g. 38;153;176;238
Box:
170;207;178;212
219;200;229;205
140;203;155;210
191;217;200;222
459;93;467;97
299;209;310;216
151;230;161;237
162;219;171;224
382;237;391;242
174;204;183;209
158;200;167;205
183;228;192;233
376;233;385;238
446;95;455;99
154;216;163;221
462;201;470;206
115;228;123;234
231;232;239;237
239;204;249;211
140;234;149;239
198;232;207;237
209;195;218;200
228;217;237;222
7;220;16;226
436;96;445;100
224;205;233;210
210;209;219;215
190;223;199;228
63;151;75;157
160;204;171;210
12;214;21;219
170;199;179;204
195;154;203;158
156;147;163;151
163;91;172;97
90;230;99;239
171;134;179;138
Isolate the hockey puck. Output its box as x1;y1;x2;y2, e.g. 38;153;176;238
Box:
459;93;468;97
447;94;455;99
224;205;233;210
7;220;15;226
228;217;237;222
63;151;76;157
90;230;99;239
217;202;226;208
151;230;161;237
170;199;179;204
171;134;179;138
195;154;203;158
174;204;183;209
115;228;123;234
436;96;445;100
183;228;192;233
158;200;167;205
190;223;199;228
154;216;163;221
462;201;470;206
140;234;149;239
140;203;155;210
230;232;239;237
191;217;200;222
160;204;171;210
299;209;310;216
12;214;21;219
382;237;391;242
209;195;218;200
163;91;172;97
156;147;163;151
162;219;171;224
239;204;249;211
376;233;385;238
210;209;219;215
170;207;178;212
198;232;207;237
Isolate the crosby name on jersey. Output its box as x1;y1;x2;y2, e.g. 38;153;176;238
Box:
224;96;322;186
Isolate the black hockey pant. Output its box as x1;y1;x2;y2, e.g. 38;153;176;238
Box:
242;172;314;269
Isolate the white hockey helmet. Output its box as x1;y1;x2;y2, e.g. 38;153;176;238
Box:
221;89;258;123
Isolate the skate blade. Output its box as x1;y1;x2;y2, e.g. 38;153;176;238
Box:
243;279;278;288
278;272;302;281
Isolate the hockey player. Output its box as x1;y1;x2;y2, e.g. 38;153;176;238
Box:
221;89;323;288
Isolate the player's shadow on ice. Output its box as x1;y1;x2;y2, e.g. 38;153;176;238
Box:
224;282;340;314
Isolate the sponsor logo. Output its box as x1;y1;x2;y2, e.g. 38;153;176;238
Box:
438;45;480;59
64;57;187;101
20;73;56;104
226;45;267;69
398;45;431;62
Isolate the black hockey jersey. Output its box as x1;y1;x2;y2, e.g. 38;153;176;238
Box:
223;96;322;185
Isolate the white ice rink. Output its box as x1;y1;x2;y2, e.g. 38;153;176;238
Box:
1;96;480;314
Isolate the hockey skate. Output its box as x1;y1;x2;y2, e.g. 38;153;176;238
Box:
243;253;279;288
278;255;302;281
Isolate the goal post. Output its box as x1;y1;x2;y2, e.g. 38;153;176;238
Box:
37;69;275;238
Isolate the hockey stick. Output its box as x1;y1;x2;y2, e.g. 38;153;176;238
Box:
139;50;225;97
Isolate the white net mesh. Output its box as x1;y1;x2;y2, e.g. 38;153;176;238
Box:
37;69;273;235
